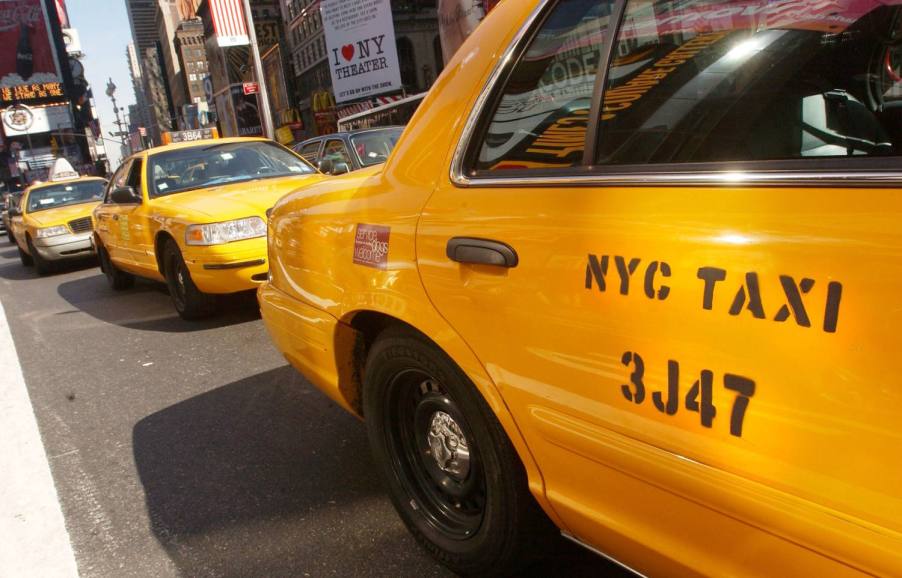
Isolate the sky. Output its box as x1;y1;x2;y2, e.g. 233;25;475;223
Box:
66;0;136;170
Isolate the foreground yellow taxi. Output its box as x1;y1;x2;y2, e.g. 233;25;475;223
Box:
260;0;902;576
12;170;106;275
94;137;321;319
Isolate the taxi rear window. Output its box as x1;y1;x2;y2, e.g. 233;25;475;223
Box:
468;0;902;175
596;0;902;165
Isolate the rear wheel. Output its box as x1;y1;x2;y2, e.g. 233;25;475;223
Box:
26;236;52;276
163;239;215;320
6;229;13;244
363;326;554;577
98;243;134;291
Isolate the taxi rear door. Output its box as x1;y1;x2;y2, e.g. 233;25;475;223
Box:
416;0;902;575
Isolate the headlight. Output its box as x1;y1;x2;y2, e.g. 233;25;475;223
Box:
185;217;266;246
36;225;69;238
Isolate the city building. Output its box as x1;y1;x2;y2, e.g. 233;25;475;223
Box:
126;43;154;146
174;18;213;128
280;0;442;139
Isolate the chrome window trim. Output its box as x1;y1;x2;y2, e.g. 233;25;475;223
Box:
449;0;551;187
449;0;902;189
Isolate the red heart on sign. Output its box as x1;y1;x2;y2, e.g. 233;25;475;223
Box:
341;44;355;61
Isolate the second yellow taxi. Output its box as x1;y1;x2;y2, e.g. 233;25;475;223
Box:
94;136;322;319
11;159;106;276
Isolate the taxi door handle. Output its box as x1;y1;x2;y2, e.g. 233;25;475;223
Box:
446;237;519;268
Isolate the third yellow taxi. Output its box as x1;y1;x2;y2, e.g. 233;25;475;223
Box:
94;136;321;319
260;0;902;576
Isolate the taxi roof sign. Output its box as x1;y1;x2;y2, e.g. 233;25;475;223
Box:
47;158;80;182
161;128;220;145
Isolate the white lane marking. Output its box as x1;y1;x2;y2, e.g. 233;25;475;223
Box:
0;301;80;578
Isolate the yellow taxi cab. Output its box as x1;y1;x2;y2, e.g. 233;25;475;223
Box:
11;159;106;275
93;136;321;319
260;0;902;576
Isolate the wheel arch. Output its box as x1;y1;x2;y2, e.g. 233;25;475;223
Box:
334;307;566;530
154;230;177;273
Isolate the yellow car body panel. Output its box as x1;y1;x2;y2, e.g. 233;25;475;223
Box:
13;177;105;261
260;1;902;576
93;137;323;294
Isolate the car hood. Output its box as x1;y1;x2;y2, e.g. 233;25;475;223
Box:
26;201;101;228
150;174;325;221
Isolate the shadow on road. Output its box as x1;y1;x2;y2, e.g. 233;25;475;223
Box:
57;273;260;333
0;255;97;281
132;367;631;577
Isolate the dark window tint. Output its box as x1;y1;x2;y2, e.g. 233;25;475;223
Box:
596;0;902;165
473;0;616;172
299;141;321;162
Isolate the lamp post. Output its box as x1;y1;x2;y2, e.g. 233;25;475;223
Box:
106;78;132;155
242;0;274;139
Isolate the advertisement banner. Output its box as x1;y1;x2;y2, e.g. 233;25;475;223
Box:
1;104;71;135
321;0;402;104
0;0;65;105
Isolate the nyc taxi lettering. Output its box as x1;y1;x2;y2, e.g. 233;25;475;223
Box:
585;254;844;334
621;351;756;438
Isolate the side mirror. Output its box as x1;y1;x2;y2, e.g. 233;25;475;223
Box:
332;162;350;175
317;158;333;174
7;205;19;217
111;186;141;204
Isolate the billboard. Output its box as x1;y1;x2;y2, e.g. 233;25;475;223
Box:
0;0;65;105
321;0;402;104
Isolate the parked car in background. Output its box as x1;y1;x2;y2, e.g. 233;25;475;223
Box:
260;0;902;576
94;137;322;320
293;127;404;175
12;162;106;275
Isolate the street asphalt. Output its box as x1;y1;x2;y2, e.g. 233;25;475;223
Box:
0;244;631;578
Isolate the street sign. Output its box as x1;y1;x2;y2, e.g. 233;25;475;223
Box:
242;82;259;96
138;127;146;137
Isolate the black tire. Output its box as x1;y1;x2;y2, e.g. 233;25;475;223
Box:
26;236;52;275
162;239;215;320
6;229;13;244
362;326;555;577
98;243;134;291
17;242;33;267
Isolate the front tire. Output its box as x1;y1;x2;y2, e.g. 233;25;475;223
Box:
26;236;52;275
98;243;134;291
362;326;554;577
17;242;33;267
162;239;215;320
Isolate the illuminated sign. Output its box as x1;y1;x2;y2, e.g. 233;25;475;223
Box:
0;82;65;104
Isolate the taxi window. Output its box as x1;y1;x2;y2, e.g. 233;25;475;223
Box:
26;181;106;213
471;0;617;172
147;141;315;198
595;0;902;165
105;159;133;203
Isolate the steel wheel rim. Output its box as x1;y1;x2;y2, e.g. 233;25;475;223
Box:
384;368;486;540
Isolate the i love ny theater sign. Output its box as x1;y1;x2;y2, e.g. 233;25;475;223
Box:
321;0;403;104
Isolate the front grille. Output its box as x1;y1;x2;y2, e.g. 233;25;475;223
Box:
68;216;93;234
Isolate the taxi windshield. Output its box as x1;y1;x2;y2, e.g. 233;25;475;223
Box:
26;181;105;213
350;128;403;167
148;141;315;198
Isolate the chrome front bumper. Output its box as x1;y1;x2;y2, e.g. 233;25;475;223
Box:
32;232;95;261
